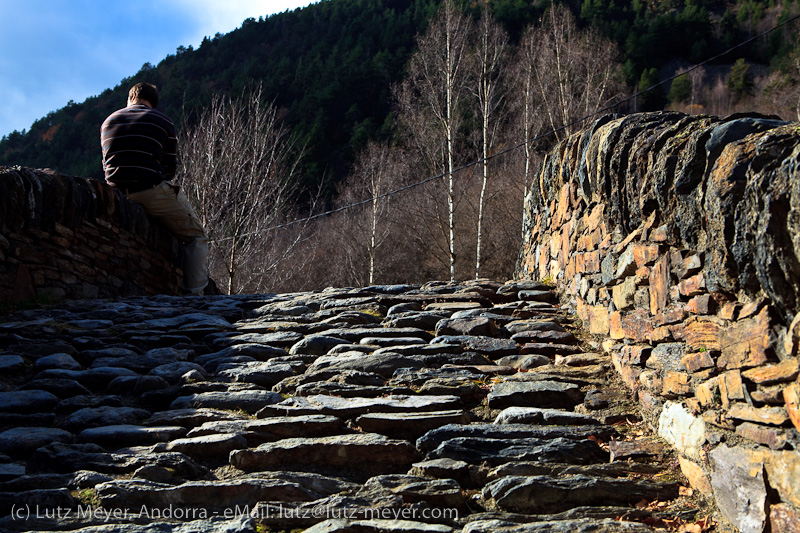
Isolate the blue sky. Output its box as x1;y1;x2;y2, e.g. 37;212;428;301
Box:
0;0;319;139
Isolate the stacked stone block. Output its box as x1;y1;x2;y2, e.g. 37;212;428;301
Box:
517;111;800;532
0;166;181;301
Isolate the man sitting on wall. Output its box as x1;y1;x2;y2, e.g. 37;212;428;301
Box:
101;82;218;295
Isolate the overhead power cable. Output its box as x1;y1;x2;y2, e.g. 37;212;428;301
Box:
210;11;800;244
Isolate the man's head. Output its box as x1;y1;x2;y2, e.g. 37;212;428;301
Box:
127;82;159;108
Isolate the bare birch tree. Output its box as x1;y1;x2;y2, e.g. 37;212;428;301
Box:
471;6;509;279
335;140;403;285
395;0;473;282
177;86;305;294
517;4;624;144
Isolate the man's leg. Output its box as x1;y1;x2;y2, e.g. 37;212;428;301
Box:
127;182;209;294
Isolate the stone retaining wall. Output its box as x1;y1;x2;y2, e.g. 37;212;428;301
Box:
517;112;800;532
0;166;181;301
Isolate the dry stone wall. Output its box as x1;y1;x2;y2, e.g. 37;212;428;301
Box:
0;166;181;301
517;111;800;533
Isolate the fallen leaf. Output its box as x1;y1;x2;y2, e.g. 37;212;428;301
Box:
635;498;650;509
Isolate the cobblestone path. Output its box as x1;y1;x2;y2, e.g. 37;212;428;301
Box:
0;280;709;532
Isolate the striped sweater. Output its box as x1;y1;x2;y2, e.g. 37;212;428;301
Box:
100;104;178;190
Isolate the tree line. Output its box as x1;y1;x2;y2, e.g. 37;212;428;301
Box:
183;1;629;293
2;0;800;293
3;0;800;189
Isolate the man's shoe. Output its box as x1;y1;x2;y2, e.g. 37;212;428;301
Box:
203;278;223;295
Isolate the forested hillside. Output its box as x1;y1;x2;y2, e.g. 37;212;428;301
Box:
2;0;799;292
0;0;440;188
3;0;798;185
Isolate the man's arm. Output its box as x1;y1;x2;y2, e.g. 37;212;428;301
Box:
163;120;179;180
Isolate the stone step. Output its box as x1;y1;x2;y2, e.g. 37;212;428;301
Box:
257;394;463;419
486;380;585;410
481;474;680;514
230;434;421;477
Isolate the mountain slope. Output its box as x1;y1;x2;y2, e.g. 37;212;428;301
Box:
0;0;438;188
1;0;797;192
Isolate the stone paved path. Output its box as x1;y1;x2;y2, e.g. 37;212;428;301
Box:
0;280;709;532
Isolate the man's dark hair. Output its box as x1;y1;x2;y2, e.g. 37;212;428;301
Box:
129;83;159;108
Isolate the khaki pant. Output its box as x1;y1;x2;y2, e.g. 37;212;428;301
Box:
128;181;209;294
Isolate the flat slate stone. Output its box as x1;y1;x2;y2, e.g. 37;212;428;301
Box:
463;518;655;532
141;312;231;330
186;415;344;443
78;425;187;446
450;309;517;325
289;335;351;355
358;473;465;510
108;375;173;396
389;367;484;386
519;343;583;356
608;439;667;461
518;290;557;303
230;433;421;473
496;354;551;370
32;444;208;478
427;437;608;465
53;395;125;416
356;411;470;439
221;331;304;347
0;355;25;373
258;394;462;419
432;336;518;358
0;462;26;481
497;281;551;294
195;344;289;367
418;378;483;398
487;381;584;409
250;494;404;529
145;408;251;427
96;478;317;511
216;361;296;387
33;353;82;371
382;311;445;330
6;339;78;358
0;427;74;454
511;330;578;344
319;327;434;343
297;381;412;397
62;406;152;431
169;390;283;413
481;474;679;514
504;320;567;334
90;347;192;373
0;487;76;516
436;317;497;337
149;362;208;382
494;407;601;426
360;336;426;347
0;389;60;413
244;471;360;497
37;367;140;391
81;347;141;361
306;353;425;378
304;518;454;532
372;344;464;356
163;433;249;459
426;301;484;312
